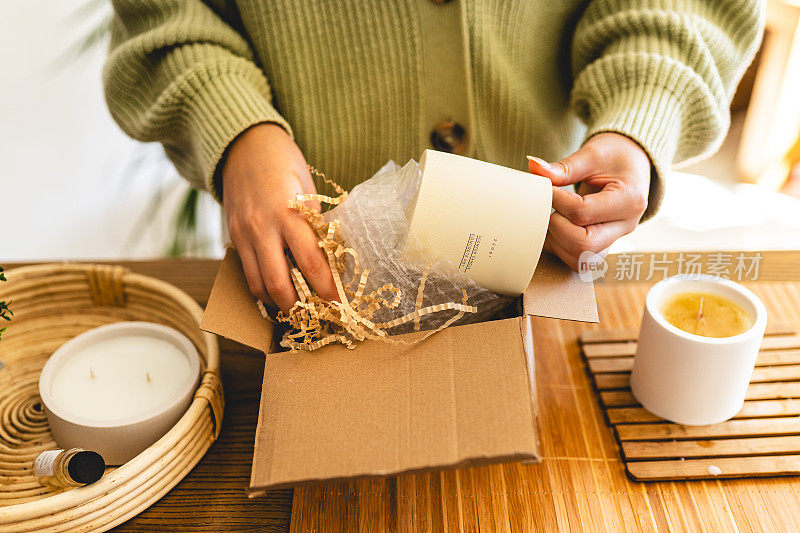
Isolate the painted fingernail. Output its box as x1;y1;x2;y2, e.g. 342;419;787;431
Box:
527;155;550;168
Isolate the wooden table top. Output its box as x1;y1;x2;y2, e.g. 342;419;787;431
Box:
5;251;800;532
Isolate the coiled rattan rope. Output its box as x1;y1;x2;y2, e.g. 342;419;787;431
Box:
0;263;222;532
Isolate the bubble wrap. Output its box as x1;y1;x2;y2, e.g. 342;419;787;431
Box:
325;159;511;334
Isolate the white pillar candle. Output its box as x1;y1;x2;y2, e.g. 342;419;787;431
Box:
630;275;767;426
40;322;201;464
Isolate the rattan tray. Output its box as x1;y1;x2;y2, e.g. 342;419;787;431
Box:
0;263;223;532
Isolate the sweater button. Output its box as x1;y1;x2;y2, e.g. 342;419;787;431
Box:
430;120;467;154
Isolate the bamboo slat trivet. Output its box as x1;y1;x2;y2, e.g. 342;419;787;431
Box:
581;322;800;481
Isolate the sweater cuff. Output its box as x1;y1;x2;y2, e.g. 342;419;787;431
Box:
582;86;683;222
182;71;293;201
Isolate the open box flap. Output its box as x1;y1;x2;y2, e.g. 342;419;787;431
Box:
523;252;599;323
200;248;273;353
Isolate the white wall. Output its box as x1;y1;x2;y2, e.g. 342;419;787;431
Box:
0;1;222;262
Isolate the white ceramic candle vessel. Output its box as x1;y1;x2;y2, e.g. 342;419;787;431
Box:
630;275;767;426
39;322;201;464
406;149;552;296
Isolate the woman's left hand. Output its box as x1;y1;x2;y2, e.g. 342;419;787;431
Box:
527;132;652;271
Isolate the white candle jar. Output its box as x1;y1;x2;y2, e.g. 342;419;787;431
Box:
630;275;767;426
406;149;552;296
39;322;201;465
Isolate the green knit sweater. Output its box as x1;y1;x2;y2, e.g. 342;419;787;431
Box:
104;0;763;219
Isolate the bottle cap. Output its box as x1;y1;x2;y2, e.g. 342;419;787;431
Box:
67;450;105;484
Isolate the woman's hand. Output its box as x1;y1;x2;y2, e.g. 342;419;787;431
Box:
528;133;651;271
221;123;339;314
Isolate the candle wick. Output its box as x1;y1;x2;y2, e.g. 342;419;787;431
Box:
697;297;705;322
146;372;151;383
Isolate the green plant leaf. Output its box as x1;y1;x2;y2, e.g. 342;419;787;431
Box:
168;187;203;257
50;1;112;69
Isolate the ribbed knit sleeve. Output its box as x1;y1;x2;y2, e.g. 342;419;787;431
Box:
571;0;763;219
103;0;292;200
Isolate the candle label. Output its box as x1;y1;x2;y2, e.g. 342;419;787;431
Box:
458;233;483;274
660;292;754;338
33;450;61;477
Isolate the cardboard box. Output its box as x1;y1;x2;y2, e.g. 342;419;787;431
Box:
201;248;597;494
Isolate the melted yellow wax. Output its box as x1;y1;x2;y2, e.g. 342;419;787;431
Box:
659;292;753;338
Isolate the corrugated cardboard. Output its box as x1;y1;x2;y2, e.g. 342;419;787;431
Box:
201;248;597;494
524;252;599;323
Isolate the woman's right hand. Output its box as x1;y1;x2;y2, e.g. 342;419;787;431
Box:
220;123;339;314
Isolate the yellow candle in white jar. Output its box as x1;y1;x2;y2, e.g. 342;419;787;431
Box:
660;292;754;338
631;275;768;426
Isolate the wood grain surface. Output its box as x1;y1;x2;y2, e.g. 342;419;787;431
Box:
5;252;800;532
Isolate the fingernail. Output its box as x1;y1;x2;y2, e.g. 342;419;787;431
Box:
527;155;550;168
